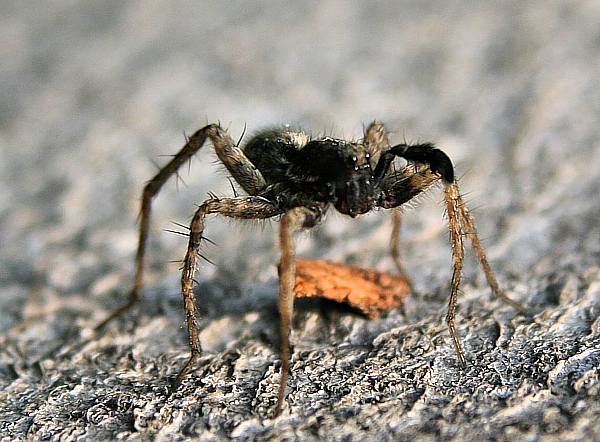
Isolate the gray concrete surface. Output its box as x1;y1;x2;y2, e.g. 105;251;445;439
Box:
2;0;600;440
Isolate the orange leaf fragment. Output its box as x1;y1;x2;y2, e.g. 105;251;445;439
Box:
294;259;410;319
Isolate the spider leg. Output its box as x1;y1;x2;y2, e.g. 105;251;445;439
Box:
96;124;267;329
443;182;467;366
277;205;323;414
379;168;439;270
444;181;525;365
378;168;441;294
170;195;283;394
363;121;391;163
390;209;413;289
379;167;522;364
456;191;526;313
373;141;463;346
363;123;412;285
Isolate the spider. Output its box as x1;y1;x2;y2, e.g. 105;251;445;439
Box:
98;121;523;414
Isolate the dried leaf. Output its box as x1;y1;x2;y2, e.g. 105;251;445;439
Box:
294;259;410;318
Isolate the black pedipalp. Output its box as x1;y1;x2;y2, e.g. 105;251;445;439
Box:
373;142;454;186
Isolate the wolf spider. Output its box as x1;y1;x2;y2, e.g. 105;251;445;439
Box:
99;121;523;414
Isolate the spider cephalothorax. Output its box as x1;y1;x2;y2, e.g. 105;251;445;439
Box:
98;121;523;415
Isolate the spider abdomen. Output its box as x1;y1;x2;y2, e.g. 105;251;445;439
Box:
243;129;310;184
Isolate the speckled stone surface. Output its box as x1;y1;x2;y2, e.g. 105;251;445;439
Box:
2;1;600;440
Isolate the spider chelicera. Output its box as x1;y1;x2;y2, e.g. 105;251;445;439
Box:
99;121;523;414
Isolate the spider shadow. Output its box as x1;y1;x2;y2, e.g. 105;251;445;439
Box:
158;265;370;355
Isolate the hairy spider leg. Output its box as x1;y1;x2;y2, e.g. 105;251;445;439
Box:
379;161;524;365
277;205;323;413
96;124;267;329
362;122;413;287
172;195;283;394
363;122;391;160
456;193;526;313
390;209;413;288
373;141;470;365
367;131;450;288
443;182;467;365
380;167;469;365
445;183;526;364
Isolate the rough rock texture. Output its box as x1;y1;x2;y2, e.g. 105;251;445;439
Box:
2;1;600;440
